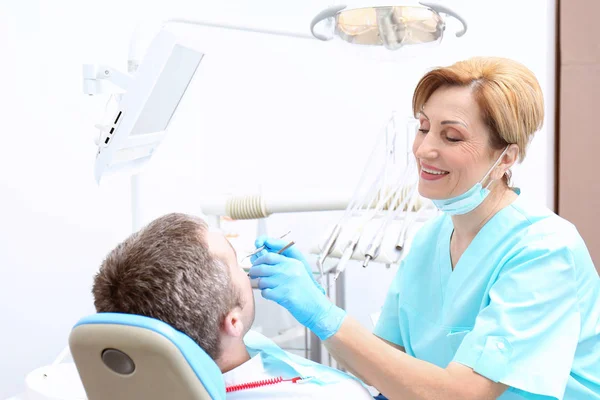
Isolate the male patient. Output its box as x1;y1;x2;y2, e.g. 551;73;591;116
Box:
92;213;372;398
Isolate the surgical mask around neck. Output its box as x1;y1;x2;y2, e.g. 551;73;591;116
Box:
432;147;509;215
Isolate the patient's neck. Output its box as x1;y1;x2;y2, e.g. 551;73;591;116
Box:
216;338;250;373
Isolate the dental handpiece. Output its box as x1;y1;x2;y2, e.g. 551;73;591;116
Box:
334;231;362;281
364;181;412;267
363;214;390;268
395;190;419;250
363;229;385;268
317;224;342;275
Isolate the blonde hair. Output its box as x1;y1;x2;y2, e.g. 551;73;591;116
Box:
412;57;544;163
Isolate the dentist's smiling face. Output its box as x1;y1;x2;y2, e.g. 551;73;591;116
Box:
412;85;505;200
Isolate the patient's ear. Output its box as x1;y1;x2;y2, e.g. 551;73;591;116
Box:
222;306;245;338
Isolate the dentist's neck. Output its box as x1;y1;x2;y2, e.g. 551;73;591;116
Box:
450;183;516;241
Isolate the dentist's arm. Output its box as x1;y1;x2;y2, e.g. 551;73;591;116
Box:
333;337;405;387
249;251;507;400
325;318;507;400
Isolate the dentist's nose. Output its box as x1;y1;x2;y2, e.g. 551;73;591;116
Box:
413;131;439;161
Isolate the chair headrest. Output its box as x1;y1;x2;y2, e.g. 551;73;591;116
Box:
73;312;225;399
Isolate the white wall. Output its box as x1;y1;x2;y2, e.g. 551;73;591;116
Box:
0;0;555;397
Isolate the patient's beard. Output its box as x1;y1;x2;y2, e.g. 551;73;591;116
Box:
216;337;251;374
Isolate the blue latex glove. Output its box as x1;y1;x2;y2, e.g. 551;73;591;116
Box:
252;235;325;295
249;253;346;341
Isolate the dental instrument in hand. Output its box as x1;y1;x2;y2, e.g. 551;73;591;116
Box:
246;239;295;277
242;230;291;262
277;240;295;254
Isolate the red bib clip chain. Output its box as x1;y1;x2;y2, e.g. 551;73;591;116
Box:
225;376;304;393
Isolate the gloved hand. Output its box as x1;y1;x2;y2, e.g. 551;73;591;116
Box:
252;235;325;295
249;252;346;341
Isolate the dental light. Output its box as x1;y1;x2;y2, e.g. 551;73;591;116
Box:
311;1;467;51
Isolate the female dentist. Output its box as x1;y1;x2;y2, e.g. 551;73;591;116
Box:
249;57;600;400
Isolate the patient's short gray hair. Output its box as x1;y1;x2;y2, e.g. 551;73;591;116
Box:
93;213;240;360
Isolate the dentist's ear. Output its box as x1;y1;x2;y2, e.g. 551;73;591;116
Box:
493;144;519;180
222;307;246;338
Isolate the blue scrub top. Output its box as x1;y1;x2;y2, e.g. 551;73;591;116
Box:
374;192;600;399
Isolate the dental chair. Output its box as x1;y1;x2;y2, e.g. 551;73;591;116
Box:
69;313;226;400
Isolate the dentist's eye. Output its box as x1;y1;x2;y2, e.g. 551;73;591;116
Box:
446;137;461;142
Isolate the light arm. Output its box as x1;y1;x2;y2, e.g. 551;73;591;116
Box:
126;17;316;74
163;18;315;40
